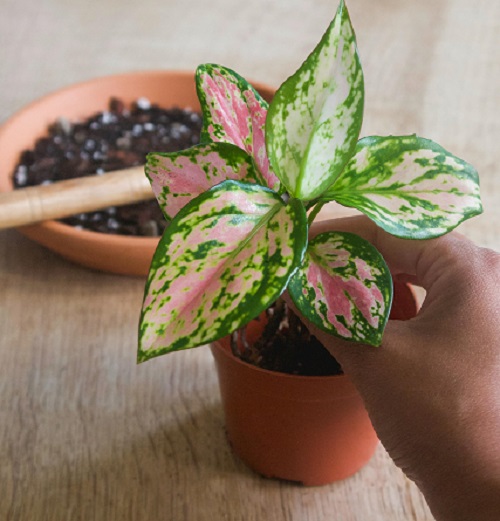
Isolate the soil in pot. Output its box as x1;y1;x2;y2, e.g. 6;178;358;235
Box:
231;299;343;376
11;97;202;236
231;280;418;376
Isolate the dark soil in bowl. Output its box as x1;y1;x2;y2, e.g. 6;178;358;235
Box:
12;98;202;236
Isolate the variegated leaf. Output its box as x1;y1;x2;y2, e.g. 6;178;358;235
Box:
138;180;307;361
146;142;264;220
323;135;483;238
288;231;392;346
196;64;280;191
265;0;364;201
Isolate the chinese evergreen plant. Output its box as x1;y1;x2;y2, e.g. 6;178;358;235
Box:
138;0;482;362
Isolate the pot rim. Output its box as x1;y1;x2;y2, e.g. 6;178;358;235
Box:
210;337;347;381
210;339;363;401
210;281;418;397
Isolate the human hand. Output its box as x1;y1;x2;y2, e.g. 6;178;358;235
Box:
296;216;500;521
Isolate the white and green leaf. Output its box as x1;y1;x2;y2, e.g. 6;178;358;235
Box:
288;231;392;346
138;181;307;361
196;64;280;191
146;142;264;220
323;135;483;238
266;0;364;201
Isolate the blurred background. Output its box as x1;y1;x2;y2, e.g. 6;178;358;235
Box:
2;0;498;242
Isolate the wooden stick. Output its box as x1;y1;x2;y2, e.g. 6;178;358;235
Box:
0;166;154;229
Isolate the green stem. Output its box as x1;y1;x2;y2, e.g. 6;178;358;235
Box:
307;201;325;226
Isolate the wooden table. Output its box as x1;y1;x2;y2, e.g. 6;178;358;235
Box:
1;0;498;519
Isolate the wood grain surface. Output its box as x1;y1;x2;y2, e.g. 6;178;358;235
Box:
1;0;498;520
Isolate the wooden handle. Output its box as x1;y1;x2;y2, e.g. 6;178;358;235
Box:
0;166;155;229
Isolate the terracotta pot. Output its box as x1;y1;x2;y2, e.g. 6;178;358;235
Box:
210;280;418;486
0;71;274;275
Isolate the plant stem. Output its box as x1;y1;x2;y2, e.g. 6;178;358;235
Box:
307;201;325;225
230;330;240;357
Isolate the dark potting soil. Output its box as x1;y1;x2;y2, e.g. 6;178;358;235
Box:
231;300;343;377
12;97;203;236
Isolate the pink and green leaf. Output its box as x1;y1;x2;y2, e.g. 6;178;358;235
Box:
323;135;483;238
288;231;392;346
138;181;307;361
146;142;264;220
196;64;280;191
265;0;364;201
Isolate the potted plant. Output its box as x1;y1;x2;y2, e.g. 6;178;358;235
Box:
137;0;482;485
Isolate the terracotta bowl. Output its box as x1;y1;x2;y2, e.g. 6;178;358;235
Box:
0;71;274;276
